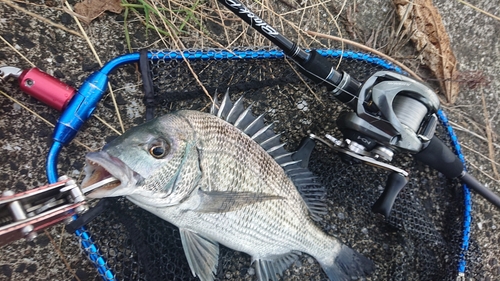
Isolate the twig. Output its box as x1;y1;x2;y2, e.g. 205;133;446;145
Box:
149;1;214;104
285;59;325;106
0;0;83;38
480;86;499;180
447;120;500;149
0;90;56;128
279;0;331;16
255;0;328;49
214;0;231;46
0;90;93;151
0;35;36;68
460;142;500;169
306;30;423;81
395;0;414;39
44;230;82;281
11;0;64;10
467;161;500;184
94;115;123;135
457;0;500;21
324;0;345;69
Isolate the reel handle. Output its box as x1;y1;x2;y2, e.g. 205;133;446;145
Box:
372;172;408;218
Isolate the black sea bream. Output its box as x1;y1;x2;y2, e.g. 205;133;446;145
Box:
82;93;374;281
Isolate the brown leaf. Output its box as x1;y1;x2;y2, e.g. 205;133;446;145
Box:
393;0;459;104
74;0;123;25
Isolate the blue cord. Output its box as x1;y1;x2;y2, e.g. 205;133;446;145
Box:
144;48;404;75
437;110;472;275
75;225;115;280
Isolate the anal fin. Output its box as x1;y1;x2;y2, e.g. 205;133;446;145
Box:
180;229;219;281
253;252;301;281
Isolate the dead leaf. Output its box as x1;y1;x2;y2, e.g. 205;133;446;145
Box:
74;0;123;25
393;0;459;104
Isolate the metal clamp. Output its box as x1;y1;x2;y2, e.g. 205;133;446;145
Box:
0;66;22;82
0;176;88;246
456;272;465;281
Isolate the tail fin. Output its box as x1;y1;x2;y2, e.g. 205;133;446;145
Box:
319;244;375;281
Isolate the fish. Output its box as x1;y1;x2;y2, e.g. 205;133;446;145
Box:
81;92;375;281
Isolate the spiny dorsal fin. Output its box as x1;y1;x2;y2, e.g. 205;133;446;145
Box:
217;89;232;119
210;91;327;220
209;92;219;115
226;95;245;124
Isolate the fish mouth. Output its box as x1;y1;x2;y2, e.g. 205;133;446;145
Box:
82;151;143;198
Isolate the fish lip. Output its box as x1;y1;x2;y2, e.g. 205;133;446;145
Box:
82;151;143;198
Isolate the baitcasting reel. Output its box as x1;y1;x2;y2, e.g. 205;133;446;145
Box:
296;70;444;217
296;67;500;217
332;71;441;217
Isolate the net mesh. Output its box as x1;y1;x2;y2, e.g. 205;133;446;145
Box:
82;49;482;281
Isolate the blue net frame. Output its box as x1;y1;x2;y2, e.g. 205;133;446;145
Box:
70;48;471;280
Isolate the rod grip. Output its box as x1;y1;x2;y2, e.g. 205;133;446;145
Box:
414;136;464;178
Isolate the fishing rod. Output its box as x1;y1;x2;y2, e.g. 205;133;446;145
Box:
216;0;500;215
219;0;360;105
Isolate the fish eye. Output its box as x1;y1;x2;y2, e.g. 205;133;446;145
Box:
148;139;169;159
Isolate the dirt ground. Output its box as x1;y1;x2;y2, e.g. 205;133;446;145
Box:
0;0;499;280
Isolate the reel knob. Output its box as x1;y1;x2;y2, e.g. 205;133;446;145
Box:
372;172;408;218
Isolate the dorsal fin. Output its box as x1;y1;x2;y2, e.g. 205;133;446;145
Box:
210;91;327;220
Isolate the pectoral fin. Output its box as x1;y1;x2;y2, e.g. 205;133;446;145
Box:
179;229;219;281
194;189;284;213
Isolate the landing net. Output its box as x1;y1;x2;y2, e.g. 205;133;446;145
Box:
80;49;479;281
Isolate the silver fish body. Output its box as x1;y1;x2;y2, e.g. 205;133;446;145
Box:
82;94;374;281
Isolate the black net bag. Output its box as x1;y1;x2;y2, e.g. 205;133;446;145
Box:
77;48;477;281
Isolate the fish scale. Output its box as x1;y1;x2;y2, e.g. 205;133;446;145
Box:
82;92;374;281
193;126;311;247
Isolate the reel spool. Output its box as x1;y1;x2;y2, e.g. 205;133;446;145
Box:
336;71;440;162
393;95;429;134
